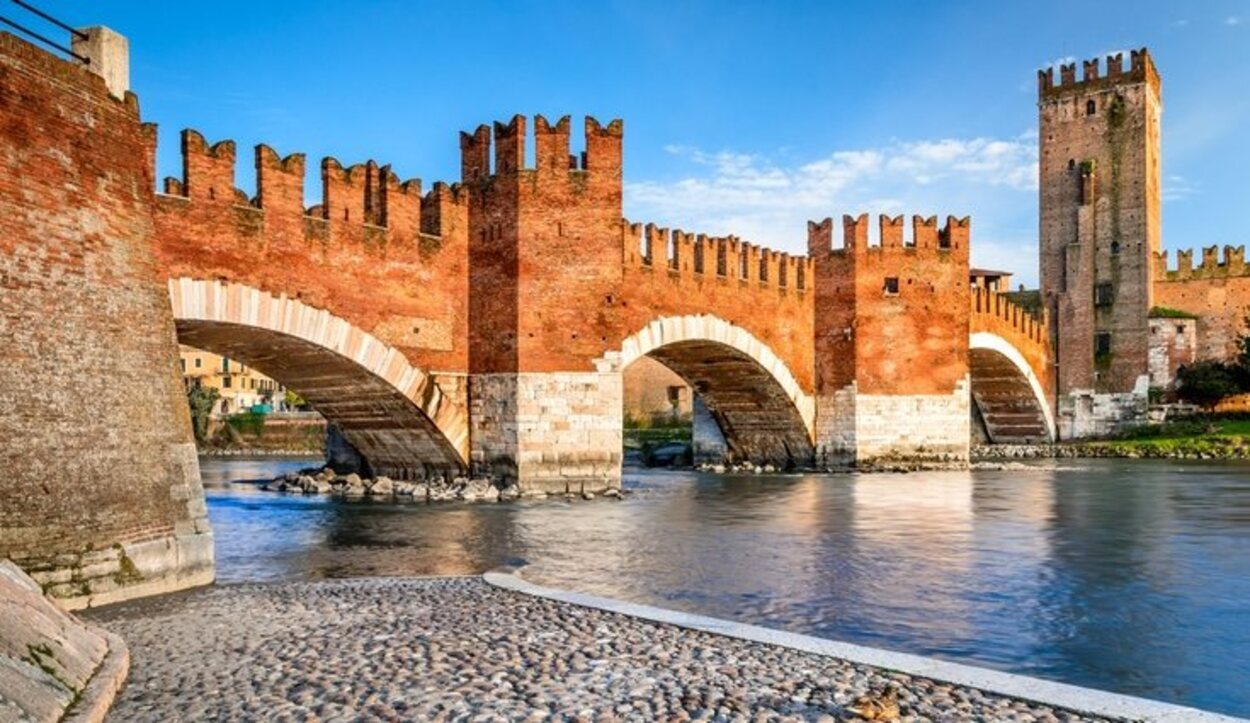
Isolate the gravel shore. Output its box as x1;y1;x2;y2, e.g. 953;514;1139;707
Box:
87;577;1111;722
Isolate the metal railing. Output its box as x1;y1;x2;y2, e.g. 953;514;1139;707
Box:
0;0;88;63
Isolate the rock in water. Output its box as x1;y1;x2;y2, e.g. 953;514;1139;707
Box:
370;477;394;496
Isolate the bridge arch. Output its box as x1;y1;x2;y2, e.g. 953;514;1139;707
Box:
168;278;468;478
619;315;816;466
969;331;1056;444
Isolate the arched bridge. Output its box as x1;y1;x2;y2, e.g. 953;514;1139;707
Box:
147;118;1056;488
969;289;1055;444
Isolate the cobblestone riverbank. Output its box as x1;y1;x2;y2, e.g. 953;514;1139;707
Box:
86;577;1110;722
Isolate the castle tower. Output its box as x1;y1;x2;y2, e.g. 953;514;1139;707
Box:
461;115;626;493
1038;49;1162;436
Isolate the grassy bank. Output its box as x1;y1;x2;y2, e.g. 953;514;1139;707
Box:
1081;417;1250;458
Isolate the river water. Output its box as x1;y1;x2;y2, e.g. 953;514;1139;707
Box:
199;457;1250;717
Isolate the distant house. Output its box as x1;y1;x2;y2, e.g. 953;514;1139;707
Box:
179;345;289;417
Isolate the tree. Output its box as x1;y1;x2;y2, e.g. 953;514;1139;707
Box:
283;389;306;410
1176;361;1240;410
1235;309;1250;389
186;384;220;443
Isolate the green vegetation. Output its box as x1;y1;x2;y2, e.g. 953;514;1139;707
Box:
284;389;306;409
1170;309;1250;408
623;411;692;450
225;409;267;436
1004;289;1042;315
1149;306;1198;319
186;384;219;443
25;643;76;696
113;552;143;586
1084;416;1250;458
1176;361;1242;409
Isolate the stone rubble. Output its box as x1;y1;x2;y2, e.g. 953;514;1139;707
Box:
87;577;1111;723
258;467;630;505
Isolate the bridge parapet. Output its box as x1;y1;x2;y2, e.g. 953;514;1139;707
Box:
155;128;470;245
623;220;812;296
970;287;1049;347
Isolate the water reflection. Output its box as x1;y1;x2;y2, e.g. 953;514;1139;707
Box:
197;457;1250;717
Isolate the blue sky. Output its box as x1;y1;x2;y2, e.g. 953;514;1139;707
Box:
27;0;1250;286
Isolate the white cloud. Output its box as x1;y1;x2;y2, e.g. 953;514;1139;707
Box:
1171;19;1189;27
1163;174;1199;202
1042;56;1076;72
625;133;1039;280
1226;16;1241;26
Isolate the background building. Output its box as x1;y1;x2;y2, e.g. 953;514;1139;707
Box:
180;345;291;417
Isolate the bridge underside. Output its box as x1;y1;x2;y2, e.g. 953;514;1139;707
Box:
969;347;1051;444
177;320;464;479
645;340;814;467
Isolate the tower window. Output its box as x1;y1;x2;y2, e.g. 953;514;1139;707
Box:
1095;282;1113;306
1068;159;1076;171
1086;99;1096;116
1111;241;1120;255
883;277;900;295
1095;332;1112;356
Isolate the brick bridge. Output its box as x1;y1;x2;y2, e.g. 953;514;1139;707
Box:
1;27;1054;606
152;117;1055;489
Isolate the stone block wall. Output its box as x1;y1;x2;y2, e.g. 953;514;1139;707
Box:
1058;385;1149;439
851;381;971;463
0;32;213;607
470;368;622;494
1147;316;1197;389
691;397;728;464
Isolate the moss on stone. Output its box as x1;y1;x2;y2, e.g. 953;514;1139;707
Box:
114;552;143;585
1149;306;1198;319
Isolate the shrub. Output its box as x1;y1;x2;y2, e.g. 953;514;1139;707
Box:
1176;361;1241;410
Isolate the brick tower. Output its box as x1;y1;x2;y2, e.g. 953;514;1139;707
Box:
461;115;626;493
808;214;972;466
1038;49;1162;436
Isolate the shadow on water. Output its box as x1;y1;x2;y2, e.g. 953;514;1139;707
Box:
198;457;1250;717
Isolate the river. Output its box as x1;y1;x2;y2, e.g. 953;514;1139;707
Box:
198;457;1250;718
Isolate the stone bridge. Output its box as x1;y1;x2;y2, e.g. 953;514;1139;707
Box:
0;26;1058;606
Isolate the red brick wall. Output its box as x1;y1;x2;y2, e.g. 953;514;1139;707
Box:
812;214;970;396
465;115;625;374
152;130;471;375
620;222;814;390
0;34;199;557
1153;247;1250;362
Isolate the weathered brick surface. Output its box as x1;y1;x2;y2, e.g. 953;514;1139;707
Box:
1039;50;1161;397
0;33;211;605
1146;316;1196;389
1152;247;1250;362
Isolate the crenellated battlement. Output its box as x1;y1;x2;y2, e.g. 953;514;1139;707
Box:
1153;245;1249;281
806;213;969;257
970;287;1049;345
153;127;469;242
459;114;622;184
622;219;810;295
1038;47;1159;99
